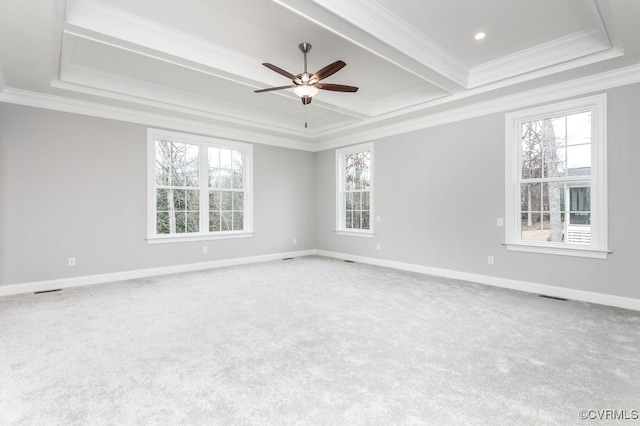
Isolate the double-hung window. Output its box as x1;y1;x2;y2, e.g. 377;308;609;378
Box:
336;143;374;237
147;128;253;243
505;94;607;258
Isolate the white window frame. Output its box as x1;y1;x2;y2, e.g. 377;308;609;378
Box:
336;142;374;238
147;128;253;244
505;94;608;259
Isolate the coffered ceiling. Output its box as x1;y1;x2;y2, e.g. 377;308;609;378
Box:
1;0;639;150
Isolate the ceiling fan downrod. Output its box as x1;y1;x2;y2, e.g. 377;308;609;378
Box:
299;43;311;78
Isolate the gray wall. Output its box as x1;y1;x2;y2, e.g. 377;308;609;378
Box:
316;84;640;300
2;83;639;300
0;104;316;285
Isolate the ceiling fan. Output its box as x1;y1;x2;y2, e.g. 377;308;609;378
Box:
255;42;358;105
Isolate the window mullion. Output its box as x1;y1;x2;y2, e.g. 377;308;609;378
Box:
199;143;209;234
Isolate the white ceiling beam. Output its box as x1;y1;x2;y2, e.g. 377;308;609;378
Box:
63;0;374;119
270;0;467;93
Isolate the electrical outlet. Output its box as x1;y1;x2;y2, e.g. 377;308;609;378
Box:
68;257;76;267
488;256;494;265
497;217;504;227
376;243;381;251
293;238;297;245
202;246;208;254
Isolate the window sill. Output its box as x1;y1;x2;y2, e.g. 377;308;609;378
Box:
504;242;610;259
335;230;375;238
147;232;254;244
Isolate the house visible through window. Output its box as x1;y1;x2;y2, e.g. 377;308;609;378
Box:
147;129;253;243
505;95;607;258
336;143;374;237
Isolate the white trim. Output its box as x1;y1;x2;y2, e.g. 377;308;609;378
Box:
65;0;273;86
62;0;620;122
0;88;315;152
468;28;612;88
55;53;368;129
146;232;255;244
147;128;254;239
335;230;374;238
335;142;374;234
271;0;464;93
504;94;608;258
2;64;640;152
313;63;640;150
0;250;317;297
61;3;373;122
316;250;640;312
3;249;638;311
55;64;321;135
504;243;608;259
310;0;468;88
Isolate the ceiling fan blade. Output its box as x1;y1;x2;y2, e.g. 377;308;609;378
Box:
262;63;302;84
316;83;359;92
311;60;346;82
254;85;297;93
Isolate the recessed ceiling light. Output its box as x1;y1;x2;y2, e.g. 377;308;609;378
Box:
474;32;486;40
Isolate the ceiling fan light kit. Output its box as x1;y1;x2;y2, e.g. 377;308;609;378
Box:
293;84;319;98
255;42;358;109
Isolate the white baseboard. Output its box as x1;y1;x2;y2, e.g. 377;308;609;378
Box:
4;249;638;311
316;250;640;312
0;250;317;297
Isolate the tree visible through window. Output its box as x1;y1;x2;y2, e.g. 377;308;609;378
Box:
336;143;373;235
208;147;244;232
520;111;592;244
505;94;607;258
155;140;200;234
148;129;253;241
344;151;371;230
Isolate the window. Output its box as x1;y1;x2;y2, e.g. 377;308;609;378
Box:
147;128;253;243
336;143;374;237
505;94;607;258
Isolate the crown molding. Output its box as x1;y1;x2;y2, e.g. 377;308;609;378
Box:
0;87;315;151
590;0;621;48
63;2;376;122
311;0;468;87
60;27;436;122
57;63;321;135
309;43;626;142
2;64;639;153
57;59;368;133
313;63;640;150
371;86;447;116
65;0;283;89
468;0;621;88
271;0;463;93
469;28;612;88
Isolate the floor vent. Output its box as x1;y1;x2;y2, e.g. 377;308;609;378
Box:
344;260;355;263
34;289;62;295
538;294;568;302
282;257;294;260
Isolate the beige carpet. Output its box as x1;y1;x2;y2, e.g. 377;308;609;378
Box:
1;256;639;425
